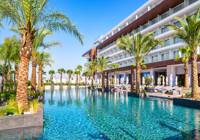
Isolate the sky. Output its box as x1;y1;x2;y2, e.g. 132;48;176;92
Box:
0;0;148;80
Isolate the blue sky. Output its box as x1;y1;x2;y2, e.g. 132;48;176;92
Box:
0;0;148;79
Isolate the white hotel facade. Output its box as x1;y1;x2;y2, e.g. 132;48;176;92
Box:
83;0;200;88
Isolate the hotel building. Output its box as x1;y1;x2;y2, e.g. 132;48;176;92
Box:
82;0;200;89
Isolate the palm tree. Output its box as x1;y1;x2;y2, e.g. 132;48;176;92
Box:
110;63;119;88
83;71;90;86
31;29;61;92
86;61;97;88
175;46;191;88
0;0;83;109
165;8;200;99
49;70;55;84
97;56;111;89
117;32;163;93
74;69;80;84
58;68;65;84
77;65;83;84
37;52;54;88
66;69;73;83
0;36;20;94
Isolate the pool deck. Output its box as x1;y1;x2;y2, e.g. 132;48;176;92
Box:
146;93;181;100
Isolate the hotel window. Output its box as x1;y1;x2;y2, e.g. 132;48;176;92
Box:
189;0;198;5
152;30;158;37
174;21;181;27
161;12;168;20
164;39;170;46
173;37;183;44
162;52;169;61
173;3;183;13
151;17;158;25
152;55;158;62
161;26;168;33
173;50;179;59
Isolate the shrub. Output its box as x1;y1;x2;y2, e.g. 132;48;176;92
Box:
1;90;16;102
145;77;153;86
29;99;40;114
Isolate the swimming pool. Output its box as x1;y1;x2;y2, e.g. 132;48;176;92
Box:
1;88;200;139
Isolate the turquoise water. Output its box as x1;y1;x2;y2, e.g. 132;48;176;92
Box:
1;88;200;139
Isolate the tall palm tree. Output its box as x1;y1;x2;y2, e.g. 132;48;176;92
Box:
66;69;73;83
0;0;83;109
31;29;61;92
58;68;65;84
117;32;163;93
97;56;111;89
49;70;55;84
86;61;97;87
166;8;200;99
74;69;80;84
175;46;191;88
37;52;54;88
77;65;83;84
83;71;90;86
110;63;119;88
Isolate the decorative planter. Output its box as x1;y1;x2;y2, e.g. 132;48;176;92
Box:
0;105;43;131
0;126;43;139
173;98;200;109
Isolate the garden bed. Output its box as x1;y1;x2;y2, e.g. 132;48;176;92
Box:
173;98;200;109
0;105;43;131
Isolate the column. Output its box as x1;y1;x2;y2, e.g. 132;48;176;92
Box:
114;72;116;88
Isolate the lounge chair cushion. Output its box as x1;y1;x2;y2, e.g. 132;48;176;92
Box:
169;90;174;92
159;89;164;92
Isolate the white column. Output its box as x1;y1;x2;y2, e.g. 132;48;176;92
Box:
114;73;117;88
167;66;176;86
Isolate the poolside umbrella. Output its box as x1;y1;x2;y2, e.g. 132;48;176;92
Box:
126;77;129;84
162;76;165;86
170;74;172;87
175;76;178;86
166;77;168;86
142;77;145;85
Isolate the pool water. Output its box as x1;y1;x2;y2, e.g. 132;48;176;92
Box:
1;88;200;139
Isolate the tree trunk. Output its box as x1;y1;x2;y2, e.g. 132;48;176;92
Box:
91;72;94;87
69;74;71;83
136;62;141;93
16;31;35;111
85;76;87;85
38;65;42;88
191;51;199;98
131;67;134;92
79;73;81;83
14;64;18;91
184;60;189;88
102;71;105;89
31;58;37;92
51;74;53;84
76;74;78;83
0;60;7;95
8;62;11;93
60;73;62;84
